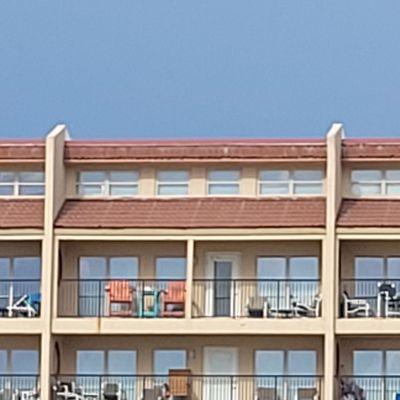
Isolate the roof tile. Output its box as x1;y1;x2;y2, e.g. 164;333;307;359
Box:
0;199;44;228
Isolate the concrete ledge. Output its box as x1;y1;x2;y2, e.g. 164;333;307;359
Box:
336;318;400;334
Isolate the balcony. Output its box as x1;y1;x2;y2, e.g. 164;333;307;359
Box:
57;279;186;318
51;375;323;400
340;279;400;318
0;280;41;318
192;279;321;318
0;375;39;398
339;376;400;400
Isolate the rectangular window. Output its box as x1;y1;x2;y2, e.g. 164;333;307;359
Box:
153;350;187;375
156;170;189;196
156;257;186;280
259;170;323;196
207;170;240;195
0;171;44;196
77;171;139;196
351;169;400;196
0;349;39;374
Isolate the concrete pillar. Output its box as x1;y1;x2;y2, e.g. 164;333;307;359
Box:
185;239;194;319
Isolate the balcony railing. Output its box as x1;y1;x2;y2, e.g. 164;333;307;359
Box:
0;280;41;317
340;279;400;318
192;279;321;318
58;279;186;318
339;375;400;400
0;375;39;397
51;374;323;400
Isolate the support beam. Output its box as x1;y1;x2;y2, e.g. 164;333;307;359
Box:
185;239;194;319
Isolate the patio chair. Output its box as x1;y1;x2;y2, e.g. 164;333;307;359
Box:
141;385;165;400
102;383;122;400
378;282;400;317
247;296;269;318
292;294;322;318
161;282;186;317
0;388;18;400
7;289;41;318
256;387;280;400
138;287;162;318
105;281;134;317
297;388;319;400
53;381;85;400
168;369;191;398
342;291;370;318
340;378;365;400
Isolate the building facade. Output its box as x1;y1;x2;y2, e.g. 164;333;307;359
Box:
0;123;399;400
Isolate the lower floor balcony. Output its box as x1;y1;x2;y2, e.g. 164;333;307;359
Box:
339;376;400;400
0;375;39;399
51;375;323;400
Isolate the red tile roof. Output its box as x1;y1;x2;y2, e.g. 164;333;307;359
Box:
64;139;326;162
0;141;45;162
343;139;400;160
338;199;400;227
55;198;326;229
0;199;44;228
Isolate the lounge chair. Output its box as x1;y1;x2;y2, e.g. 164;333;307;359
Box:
161;282;186;317
105;281;134;317
342;291;370;318
292;294;322;318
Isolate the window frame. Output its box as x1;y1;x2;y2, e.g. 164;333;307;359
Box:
351;169;400;197
156;170;189;197
258;169;324;197
207;169;241;196
0;171;45;197
76;171;139;197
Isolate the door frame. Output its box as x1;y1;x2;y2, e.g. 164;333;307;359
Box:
205;253;241;317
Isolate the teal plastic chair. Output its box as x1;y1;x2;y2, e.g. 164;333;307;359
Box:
138;287;162;318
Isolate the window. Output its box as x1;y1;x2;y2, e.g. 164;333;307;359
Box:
257;257;319;310
156;170;189;196
207;170;240;195
0;171;44;196
77;171;139;196
0;349;39;374
77;350;136;375
259;170;324;196
153;350;187;375
155;257;186;280
351;169;400;196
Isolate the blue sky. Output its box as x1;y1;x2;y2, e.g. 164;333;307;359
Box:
1;1;400;140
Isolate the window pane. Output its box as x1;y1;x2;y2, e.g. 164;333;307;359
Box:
208;170;240;182
109;171;138;183
156;257;186;280
79;172;106;183
352;183;381;196
157;171;189;182
387;351;400;375
0;186;14;195
353;351;382;375
293;170;323;181
355;257;384;279
108;351;136;375
110;185;138;196
386;184;400;195
259;170;289;181
257;258;286;279
260;183;289;195
388;258;400;279
19;172;44;183
158;184;188;196
386;170;400;181
11;350;39;374
79;257;107;279
255;351;284;375
20;185;45;195
208;184;239;195
0;172;15;183
77;351;104;374
294;183;323;195
0;351;6;374
288;351;316;375
153;350;186;375
352;170;382;181
13;257;41;279
0;258;11;280
109;257;138;279
78;185;103;195
289;257;319;279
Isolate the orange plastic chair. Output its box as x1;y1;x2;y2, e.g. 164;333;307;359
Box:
105;280;134;316
162;282;186;317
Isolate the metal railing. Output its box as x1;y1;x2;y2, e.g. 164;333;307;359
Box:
339;375;400;400
0;375;39;394
57;279;186;318
192;279;321;318
0;280;41;317
51;374;323;400
340;279;400;317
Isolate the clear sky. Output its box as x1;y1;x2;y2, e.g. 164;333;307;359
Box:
1;1;400;140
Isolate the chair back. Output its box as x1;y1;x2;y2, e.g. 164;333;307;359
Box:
164;282;185;303
106;281;133;302
168;369;191;396
297;387;318;400
256;387;279;400
103;383;119;396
